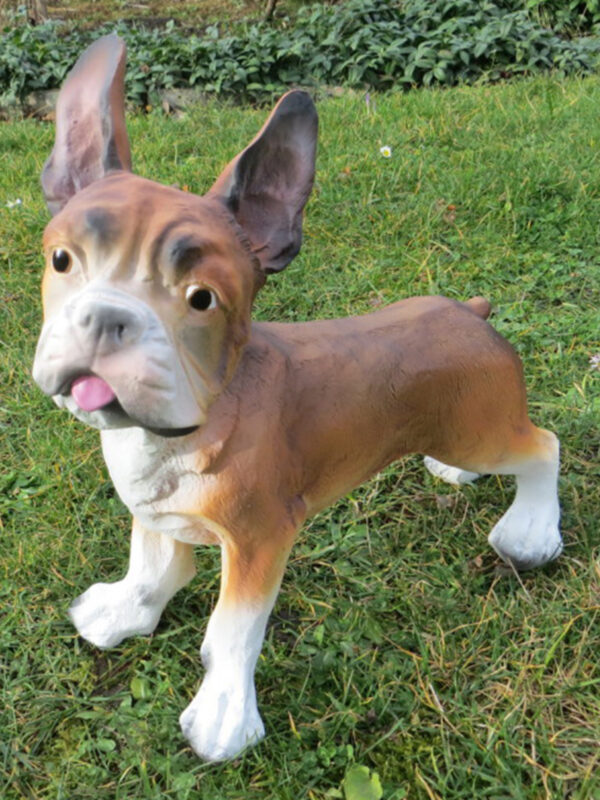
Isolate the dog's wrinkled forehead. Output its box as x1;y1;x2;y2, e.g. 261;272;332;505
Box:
44;171;260;297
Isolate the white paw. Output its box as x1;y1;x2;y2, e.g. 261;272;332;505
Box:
424;456;480;486
69;580;163;648
179;673;265;761
488;503;562;571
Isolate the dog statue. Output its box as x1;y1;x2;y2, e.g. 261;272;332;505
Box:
32;35;562;761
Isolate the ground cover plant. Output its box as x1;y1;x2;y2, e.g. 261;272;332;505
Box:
2;0;600;106
504;0;600;33
1;74;600;798
4;0;600;33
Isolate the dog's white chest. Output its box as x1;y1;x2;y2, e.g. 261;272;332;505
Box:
101;428;211;542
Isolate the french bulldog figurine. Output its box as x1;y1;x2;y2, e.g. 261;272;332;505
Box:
32;35;562;761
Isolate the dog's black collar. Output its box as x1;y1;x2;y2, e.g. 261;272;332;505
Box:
94;398;200;439
146;424;200;438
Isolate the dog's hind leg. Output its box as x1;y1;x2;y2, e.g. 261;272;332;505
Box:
69;520;196;648
486;426;561;570
428;424;561;570
423;455;480;486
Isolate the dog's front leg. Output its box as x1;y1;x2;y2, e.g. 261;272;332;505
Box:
69;519;196;648
180;532;294;762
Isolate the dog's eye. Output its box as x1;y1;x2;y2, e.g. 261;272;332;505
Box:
51;248;72;273
185;285;218;312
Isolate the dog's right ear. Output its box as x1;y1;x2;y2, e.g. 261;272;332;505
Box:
42;34;132;216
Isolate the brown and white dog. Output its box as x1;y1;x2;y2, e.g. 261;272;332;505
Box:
32;35;562;761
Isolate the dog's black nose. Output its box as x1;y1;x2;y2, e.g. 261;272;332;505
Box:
74;298;144;353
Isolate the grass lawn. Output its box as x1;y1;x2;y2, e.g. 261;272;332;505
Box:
1;75;600;799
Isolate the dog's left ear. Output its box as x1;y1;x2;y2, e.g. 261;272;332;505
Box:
208;91;318;274
42;34;132;216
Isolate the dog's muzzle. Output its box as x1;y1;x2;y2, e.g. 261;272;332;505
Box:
32;286;207;433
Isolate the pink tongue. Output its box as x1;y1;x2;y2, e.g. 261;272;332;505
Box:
71;376;117;412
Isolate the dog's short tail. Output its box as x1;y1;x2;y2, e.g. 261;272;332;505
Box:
464;296;491;320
